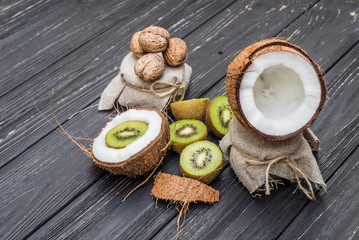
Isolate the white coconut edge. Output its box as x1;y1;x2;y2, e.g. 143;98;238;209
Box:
92;109;162;163
239;51;321;136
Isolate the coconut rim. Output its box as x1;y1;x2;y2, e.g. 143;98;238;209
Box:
227;40;327;141
92;108;169;168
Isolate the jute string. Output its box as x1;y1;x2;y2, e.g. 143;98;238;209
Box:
237;148;315;200
121;77;185;101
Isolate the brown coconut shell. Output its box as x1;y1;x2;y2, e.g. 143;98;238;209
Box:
151;172;220;203
226;39;327;141
92;108;170;177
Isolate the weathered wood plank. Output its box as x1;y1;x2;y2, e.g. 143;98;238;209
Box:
153;42;359;239
0;0;236;167
2;0;357;239
0;0;157;96
25;1;356;238
278;148;359;240
0;0;238;238
0;0;56;40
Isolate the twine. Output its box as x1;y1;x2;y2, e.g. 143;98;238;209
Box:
121;76;185;101
238;149;315;200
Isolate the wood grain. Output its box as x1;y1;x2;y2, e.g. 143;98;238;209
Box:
1;0;358;239
278;148;359;240
0;0;153;95
0;0;237;238
29;2;359;238
2;0;315;238
0;0;236;167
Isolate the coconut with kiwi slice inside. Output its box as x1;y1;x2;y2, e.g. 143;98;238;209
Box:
226;39;327;141
92;108;170;177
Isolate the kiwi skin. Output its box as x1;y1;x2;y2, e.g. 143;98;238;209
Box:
172;133;207;153
205;100;225;138
180;162;222;184
170;98;209;121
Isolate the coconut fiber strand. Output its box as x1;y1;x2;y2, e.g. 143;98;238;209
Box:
98;52;192;111
151;172;219;203
220;118;326;199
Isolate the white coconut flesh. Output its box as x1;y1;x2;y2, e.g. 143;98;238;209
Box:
92;109;162;163
239;51;321;136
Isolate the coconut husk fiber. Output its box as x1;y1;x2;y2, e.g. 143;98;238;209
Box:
219;118;326;200
151;172;220;203
98;52;192;111
151;172;219;239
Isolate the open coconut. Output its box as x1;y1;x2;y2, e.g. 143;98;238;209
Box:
226;39;327;141
92;108;170;177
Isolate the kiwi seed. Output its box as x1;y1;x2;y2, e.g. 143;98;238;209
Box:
169;119;207;153
105;121;148;148
180;140;223;184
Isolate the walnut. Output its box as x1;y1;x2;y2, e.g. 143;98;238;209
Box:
138;26;170;53
134;54;165;81
163;38;187;67
130;31;147;58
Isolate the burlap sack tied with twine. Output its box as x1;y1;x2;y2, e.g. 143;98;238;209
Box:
220;118;326;200
98;52;192;111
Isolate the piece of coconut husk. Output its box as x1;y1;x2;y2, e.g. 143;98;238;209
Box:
226;38;327;141
220;118;326;200
151;172;219;239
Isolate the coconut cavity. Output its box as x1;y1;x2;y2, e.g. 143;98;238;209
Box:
180;140;223;184
105;121;148;148
253;64;305;119
238;50;323;137
169;119;207;153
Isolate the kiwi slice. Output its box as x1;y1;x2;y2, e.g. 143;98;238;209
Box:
169;119;207;153
105;121;148;148
206;96;234;138
170;98;209;121
180;140;223;184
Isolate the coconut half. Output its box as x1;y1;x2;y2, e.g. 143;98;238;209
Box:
226;39;327;141
92;108;170;176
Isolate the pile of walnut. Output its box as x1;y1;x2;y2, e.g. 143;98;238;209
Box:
130;26;188;82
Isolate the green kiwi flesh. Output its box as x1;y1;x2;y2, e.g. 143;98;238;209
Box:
180;140;223;184
169;119;207;153
105;121;148;148
207;96;234;137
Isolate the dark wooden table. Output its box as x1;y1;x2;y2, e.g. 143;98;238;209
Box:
1;0;358;239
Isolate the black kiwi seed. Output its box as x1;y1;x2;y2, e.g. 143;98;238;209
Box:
175;124;198;138
105;121;148;149
219;105;232;128
114;127;141;141
190;147;212;170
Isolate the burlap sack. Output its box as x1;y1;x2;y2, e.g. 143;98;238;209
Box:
98;52;192;111
220;118;326;199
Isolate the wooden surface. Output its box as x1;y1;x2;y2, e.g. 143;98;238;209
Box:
1;0;358;239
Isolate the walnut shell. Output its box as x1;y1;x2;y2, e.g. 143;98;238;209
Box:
134;54;165;82
138;26;170;53
130;31;147;58
163;38;187;67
